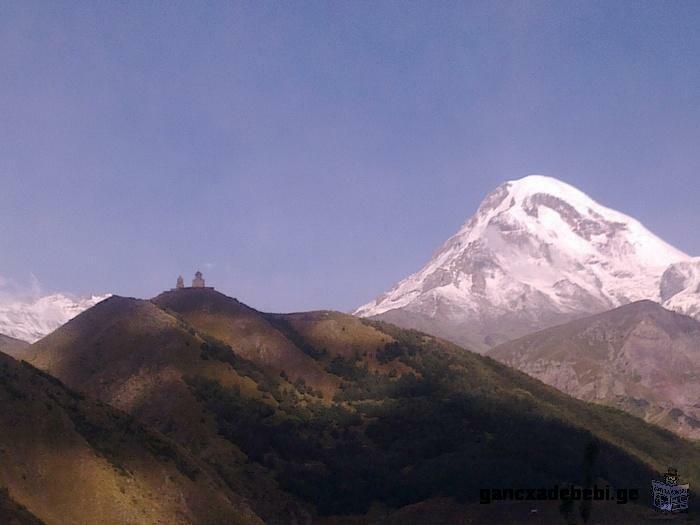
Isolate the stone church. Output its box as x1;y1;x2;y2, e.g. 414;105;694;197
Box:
174;271;212;290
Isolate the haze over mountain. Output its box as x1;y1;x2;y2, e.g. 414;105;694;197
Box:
490;301;700;439
0;292;109;343
356;175;698;351
15;287;700;523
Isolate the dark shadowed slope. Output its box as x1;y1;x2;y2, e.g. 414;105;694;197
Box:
0;488;44;525
490;300;700;438
23;290;700;523
0;350;263;525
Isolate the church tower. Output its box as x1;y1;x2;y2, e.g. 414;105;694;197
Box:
176;275;184;289
192;271;205;288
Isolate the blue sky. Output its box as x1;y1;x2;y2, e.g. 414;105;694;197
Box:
1;1;698;311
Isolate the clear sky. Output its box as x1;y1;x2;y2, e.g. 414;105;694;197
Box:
1;1;698;312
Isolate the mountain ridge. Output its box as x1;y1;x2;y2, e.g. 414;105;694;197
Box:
0;333;29;359
17;287;700;522
489;300;700;438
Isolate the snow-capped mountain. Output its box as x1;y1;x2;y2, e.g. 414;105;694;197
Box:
661;258;700;319
0;293;110;343
355;175;695;351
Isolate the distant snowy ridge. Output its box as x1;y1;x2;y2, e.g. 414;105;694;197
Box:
661;258;700;319
0;293;111;342
355;175;696;350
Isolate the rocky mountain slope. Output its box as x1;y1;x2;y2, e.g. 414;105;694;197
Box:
19;287;700;523
0;293;109;342
0;349;263;525
0;333;29;359
355;175;695;351
489;301;700;438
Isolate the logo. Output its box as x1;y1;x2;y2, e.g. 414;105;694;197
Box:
652;467;689;513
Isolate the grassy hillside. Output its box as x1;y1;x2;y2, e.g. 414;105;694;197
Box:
23;289;700;523
154;289;341;394
0;350;263;525
25;295;313;524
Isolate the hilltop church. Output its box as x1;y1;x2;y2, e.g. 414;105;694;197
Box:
174;271;213;290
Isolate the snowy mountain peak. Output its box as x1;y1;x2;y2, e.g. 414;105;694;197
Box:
459;175;688;268
661;258;700;319
0;293;110;343
492;175;604;213
356;175;694;350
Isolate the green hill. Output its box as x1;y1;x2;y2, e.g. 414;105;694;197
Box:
0;350;263;525
21;289;700;523
24;295;312;524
